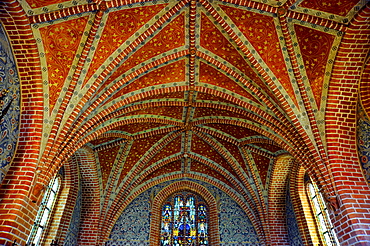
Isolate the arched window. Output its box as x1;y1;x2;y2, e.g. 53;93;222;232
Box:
306;179;339;246
27;175;61;246
160;192;208;245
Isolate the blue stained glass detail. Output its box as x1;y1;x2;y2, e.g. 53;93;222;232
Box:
160;193;208;246
161;204;172;246
198;205;208;245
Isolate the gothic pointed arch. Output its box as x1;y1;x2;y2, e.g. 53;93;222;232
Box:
268;154;295;245
73;147;101;245
149;180;220;246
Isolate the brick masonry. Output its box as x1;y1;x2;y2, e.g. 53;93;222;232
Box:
0;0;369;245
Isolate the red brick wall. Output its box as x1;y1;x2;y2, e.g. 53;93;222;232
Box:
359;55;370;119
325;5;370;246
75;147;101;245
0;0;369;245
0;0;45;245
44;158;81;244
290;165;316;245
268;154;294;245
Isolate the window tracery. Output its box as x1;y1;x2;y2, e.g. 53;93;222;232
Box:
160;192;208;246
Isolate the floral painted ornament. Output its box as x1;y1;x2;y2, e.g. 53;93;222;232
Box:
0;23;21;184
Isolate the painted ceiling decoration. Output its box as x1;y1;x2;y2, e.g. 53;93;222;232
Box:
0;23;21;183
9;0;367;243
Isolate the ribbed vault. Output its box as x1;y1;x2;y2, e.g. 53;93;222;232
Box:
2;0;368;244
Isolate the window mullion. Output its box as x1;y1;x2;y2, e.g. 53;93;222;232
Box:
317;188;336;246
307;180;339;246
27;176;61;246
160;192;208;246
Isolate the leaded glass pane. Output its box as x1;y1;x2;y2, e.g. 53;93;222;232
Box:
173;195;183;244
312;197;321;214
52;177;59;192
198;205;208;245
318;213;327;231
186;197;196;244
177;199;190;243
332;228;340;245
40;209;50;227
27;175;61;245
308;183;315;198
161;204;172;246
307;180;339;246
325;208;332;226
46;191;56;209
32;227;43;245
160;192;209;245
323;232;333;246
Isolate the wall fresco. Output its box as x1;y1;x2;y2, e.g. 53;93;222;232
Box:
39;16;89;112
84;4;167;87
294;24;335;109
298;0;359;17
0;23;21;184
357;102;370;184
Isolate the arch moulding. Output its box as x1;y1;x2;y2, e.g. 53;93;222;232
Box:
149;180;220;246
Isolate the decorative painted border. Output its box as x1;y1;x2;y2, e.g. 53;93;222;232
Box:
19;0;91;16
290;0;367;24
286;17;343;151
30;11;94;152
0;23;21;183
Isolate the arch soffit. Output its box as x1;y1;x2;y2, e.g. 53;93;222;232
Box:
149;180;221;245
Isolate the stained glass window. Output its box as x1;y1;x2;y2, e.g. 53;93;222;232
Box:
160;192;208;246
307;181;339;246
27;175;61;246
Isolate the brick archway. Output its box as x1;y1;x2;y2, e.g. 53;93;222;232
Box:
268;154;295;245
149;180;220;246
324;5;370;245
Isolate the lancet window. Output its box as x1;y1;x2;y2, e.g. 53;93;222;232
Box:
307;180;340;246
27;175;61;246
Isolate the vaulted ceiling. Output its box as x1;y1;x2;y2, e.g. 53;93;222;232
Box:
12;0;367;242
